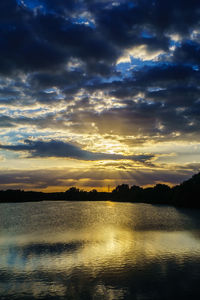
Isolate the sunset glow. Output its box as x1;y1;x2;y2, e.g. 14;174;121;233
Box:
0;0;200;191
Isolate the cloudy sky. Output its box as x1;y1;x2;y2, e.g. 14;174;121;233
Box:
0;0;200;191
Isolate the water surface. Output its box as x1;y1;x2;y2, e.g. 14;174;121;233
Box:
0;201;200;299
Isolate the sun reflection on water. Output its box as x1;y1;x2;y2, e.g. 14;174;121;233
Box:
0;202;200;299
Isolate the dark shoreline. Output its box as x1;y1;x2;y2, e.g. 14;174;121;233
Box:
0;172;200;208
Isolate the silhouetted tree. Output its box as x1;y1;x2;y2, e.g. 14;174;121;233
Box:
130;185;144;202
0;172;200;208
112;184;129;201
172;173;200;207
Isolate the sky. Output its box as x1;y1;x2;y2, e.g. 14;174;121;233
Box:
0;0;200;192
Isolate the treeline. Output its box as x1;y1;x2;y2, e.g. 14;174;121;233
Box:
0;188;110;203
113;172;200;207
0;172;200;208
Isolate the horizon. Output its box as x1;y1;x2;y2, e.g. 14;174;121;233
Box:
0;0;200;191
1;171;196;193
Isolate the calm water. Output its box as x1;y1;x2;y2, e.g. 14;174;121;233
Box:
0;201;200;300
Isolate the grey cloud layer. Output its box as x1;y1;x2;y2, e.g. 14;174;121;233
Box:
0;139;153;162
0;165;198;190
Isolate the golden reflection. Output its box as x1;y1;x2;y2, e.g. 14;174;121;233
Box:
105;201;116;207
1;202;200;299
1;226;200;275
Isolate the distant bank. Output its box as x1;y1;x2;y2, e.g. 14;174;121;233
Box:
0;172;200;208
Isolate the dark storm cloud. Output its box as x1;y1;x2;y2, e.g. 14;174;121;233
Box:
83;64;200;101
0;0;200;146
36;0;79;13
0;1;120;76
173;41;200;65
31;13;118;69
0;11;66;74
28;70;86;90
93;1;170;50
146;86;200;106
27;69;89;101
1;0;199;77
133;64;200;87
0;139;154;162
91;0;200;58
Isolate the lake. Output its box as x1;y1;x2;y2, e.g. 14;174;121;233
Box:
0;201;200;300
